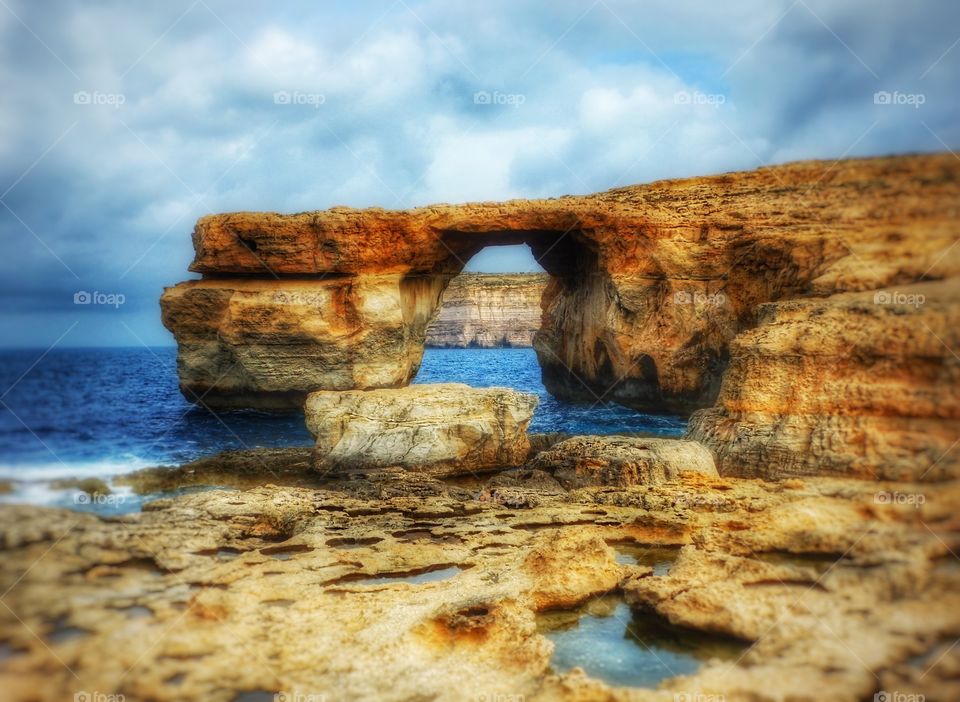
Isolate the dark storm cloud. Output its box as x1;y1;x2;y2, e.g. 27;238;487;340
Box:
0;0;956;346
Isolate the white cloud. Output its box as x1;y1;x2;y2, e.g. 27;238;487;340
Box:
0;0;957;345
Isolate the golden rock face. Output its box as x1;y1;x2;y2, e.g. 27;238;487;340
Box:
688;279;960;480
162;153;960;477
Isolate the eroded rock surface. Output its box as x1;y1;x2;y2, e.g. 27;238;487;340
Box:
688;280;960;480
305;384;538;476
527;435;718;488
425;273;548;348
162;153;960;413
160;276;445;408
1;462;956;702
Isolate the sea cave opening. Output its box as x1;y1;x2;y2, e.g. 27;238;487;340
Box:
413;240;687;438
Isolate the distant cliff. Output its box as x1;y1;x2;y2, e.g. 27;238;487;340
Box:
425;273;548;348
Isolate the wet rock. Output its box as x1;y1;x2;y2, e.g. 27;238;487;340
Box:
528;435;718;488
118;448;315;493
306;383;538;476
49;477;111;495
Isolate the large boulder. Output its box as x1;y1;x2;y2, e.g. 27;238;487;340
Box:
305;383;538;475
527;435;718;488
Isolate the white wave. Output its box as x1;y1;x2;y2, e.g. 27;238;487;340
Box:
0;481;142;511
0;457;157;481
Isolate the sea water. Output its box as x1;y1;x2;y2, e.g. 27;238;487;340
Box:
0;347;685;510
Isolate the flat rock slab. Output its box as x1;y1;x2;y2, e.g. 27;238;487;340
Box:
305;383;538;475
529;435;718;488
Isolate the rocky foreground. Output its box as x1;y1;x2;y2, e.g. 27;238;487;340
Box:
0;450;957;702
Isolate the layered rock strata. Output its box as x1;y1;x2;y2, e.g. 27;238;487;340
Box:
425;273;548;348
160;276;445;407
687;279;960;480
162;153;960;415
305;383;538;475
1;455;957;702
527;435;718;488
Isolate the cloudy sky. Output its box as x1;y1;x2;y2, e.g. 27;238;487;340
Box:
1;0;957;347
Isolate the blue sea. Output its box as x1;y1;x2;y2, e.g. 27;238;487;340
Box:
0;347;685;511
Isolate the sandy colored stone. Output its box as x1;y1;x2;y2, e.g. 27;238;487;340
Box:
164;153;960;413
0;461;957;702
527;436;718;488
425;273;548;348
305;383;538;476
688;279;960;480
160;275;445;408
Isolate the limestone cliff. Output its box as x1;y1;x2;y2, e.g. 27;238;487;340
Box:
163;154;960;412
162;153;960;420
687;279;960;481
425;273;547;348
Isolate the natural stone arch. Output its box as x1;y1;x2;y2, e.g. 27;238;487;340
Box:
162;154;960;425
